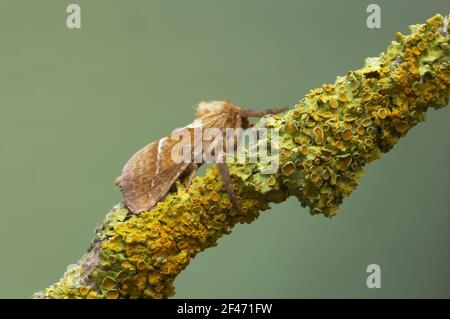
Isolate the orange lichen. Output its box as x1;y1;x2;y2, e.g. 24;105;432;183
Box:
301;145;309;155
356;126;365;135
282;162;296;176
342;129;353;141
395;121;409;133
102;276;117;290
314;127;324;145
106;289;119;299
329;98;339;109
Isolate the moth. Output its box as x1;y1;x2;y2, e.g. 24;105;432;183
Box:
116;101;288;214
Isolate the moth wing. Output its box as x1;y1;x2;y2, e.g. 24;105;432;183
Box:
119;129;196;214
199;111;229;130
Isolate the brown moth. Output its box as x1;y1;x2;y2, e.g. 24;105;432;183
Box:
116;101;288;214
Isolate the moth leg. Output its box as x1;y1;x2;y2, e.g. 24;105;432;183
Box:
240;106;289;118
183;162;199;189
216;162;241;212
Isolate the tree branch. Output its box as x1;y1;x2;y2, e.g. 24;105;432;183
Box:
34;14;450;299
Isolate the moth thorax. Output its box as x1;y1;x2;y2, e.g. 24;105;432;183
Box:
195;101;241;118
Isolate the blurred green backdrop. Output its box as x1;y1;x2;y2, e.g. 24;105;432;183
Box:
0;0;449;298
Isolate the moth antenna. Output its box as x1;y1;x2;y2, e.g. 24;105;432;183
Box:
240;106;289;118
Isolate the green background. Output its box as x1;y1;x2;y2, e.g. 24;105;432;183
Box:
0;0;449;298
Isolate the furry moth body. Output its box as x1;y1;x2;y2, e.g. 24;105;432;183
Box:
116;101;288;214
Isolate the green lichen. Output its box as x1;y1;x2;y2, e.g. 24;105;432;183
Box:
35;14;450;299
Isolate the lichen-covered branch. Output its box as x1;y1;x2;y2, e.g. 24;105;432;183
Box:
34;15;450;299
